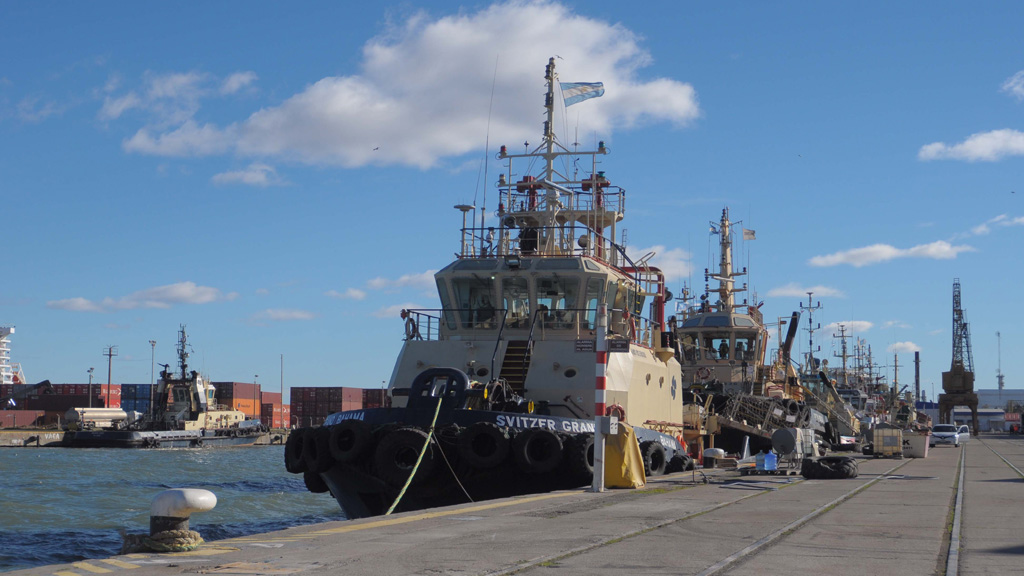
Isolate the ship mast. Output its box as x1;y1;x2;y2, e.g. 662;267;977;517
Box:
177;325;190;381
800;293;822;370
707;208;746;313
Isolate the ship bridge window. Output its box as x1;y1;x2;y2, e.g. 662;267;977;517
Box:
735;332;757;361
733;317;755;327
583;260;600;271
436;278;457;329
703;333;732;360
502;277;530;329
454;259;499;270
703;316;731;327
536;276;580;330
582;277;603;330
172;388;188;402
682;317;701;328
452;276;497;329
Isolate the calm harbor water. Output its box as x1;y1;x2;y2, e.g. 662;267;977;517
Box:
0;446;345;572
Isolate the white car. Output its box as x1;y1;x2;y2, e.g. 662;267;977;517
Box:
930;424;964;447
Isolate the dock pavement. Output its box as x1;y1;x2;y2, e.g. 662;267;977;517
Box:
9;434;1024;576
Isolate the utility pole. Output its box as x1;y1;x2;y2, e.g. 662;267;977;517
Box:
103;345;118;403
997;331;1004;393
88;367;94;408
914;351;921;405
149;340;157;419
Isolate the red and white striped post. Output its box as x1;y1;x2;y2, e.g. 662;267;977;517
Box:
593;304;608;492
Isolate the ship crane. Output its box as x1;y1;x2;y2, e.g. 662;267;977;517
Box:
938;278;979;434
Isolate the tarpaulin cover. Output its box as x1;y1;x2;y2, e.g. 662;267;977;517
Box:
604;423;646;489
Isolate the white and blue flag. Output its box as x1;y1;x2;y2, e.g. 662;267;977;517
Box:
560;82;605;107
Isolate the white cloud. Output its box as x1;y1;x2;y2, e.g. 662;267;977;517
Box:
628;246;692;282
221;71;258;95
46;281;235;312
124;120;235;156
766;283;844;298
252;309;316;321
255;288;269;296
809;240;974;267
918;129;1024;162
823;321;873;334
367;270;437;290
17;96;62;122
99;92;142;121
326;288;367;300
883;320;912;329
119;1;700;168
1002;70;1024;101
374;303;423;318
211;162;284;187
888;341;921;354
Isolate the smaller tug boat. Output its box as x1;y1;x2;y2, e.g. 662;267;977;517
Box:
285;58;691;519
63;326;264;448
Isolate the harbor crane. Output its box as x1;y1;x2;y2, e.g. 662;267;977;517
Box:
938;278;979;434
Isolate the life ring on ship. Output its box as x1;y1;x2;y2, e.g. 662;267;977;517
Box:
328;419;372;463
404;317;421;340
284;428;309;473
374;427;435;486
457;422;510;469
696;367;712;380
512;428;563;474
605;404;626;422
302;427;335;473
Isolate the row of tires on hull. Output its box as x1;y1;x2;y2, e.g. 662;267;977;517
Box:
284;420;694;494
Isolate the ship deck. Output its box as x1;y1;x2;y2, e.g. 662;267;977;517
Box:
10;434;1024;576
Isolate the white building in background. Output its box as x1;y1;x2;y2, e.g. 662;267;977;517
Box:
1;326;14;386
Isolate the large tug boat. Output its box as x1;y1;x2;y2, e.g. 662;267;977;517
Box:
285;59;690;519
63;326;263;448
671;209;836;455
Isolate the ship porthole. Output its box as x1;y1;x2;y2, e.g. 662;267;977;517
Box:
476;367;489;377
564;368;577;378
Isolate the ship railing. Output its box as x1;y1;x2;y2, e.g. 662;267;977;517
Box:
403;305;660;348
457;222;623;264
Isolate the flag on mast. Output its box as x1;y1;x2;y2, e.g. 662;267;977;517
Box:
560;82;605;107
743;228;756;240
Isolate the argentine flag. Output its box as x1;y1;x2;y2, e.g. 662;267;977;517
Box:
560;82;605;107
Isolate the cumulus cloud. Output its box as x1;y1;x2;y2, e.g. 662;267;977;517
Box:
47;281;236;312
963;213;1024;237
629;246;692;282
17;96;63;123
918;129;1024;162
368;270;437;290
220;71;258;95
888;341;921;354
116;1;700;168
124;120;235;156
251;309;316;321
766;283;844;298
1002;70;1024;101
211;162;284;186
809;240;974;267
326;288;367;300
823;321;873;334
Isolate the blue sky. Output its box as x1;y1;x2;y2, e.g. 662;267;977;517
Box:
2;1;1022;403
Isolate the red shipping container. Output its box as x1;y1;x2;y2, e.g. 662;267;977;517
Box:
316;388;329;403
282;405;290;427
0;410;46;428
261;392;282;405
343;387;361;403
314;401;329;418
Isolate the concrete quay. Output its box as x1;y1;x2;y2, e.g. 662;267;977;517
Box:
10;435;1024;576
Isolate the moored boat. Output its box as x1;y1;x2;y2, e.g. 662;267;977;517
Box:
62;326;264;448
286;58;692;519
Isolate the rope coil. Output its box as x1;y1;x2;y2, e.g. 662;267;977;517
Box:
143;529;204;553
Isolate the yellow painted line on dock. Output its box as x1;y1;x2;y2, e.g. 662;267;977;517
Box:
99;559;139;570
71;562;113;573
307;491;576;536
53;571;80;576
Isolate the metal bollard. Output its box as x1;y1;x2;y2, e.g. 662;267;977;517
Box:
149;489;217;535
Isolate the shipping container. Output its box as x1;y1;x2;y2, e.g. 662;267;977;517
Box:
0;410;46;428
261;392;282;405
316;388;329;403
329;388;343;402
212;382;260;402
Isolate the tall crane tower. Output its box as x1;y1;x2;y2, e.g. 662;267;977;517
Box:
939;278;979;434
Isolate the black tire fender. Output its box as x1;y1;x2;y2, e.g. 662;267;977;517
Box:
285;428;309;474
513;428;563;474
374;427;435;486
640;441;668;476
303;427;335;473
328;419;372;464
303;470;330;494
457;422;510;469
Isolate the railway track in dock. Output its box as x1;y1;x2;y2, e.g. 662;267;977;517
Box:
9;435;1024;576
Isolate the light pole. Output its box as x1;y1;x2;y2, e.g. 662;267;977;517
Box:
149;340;156;419
254;374;259;422
88;367;95;408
